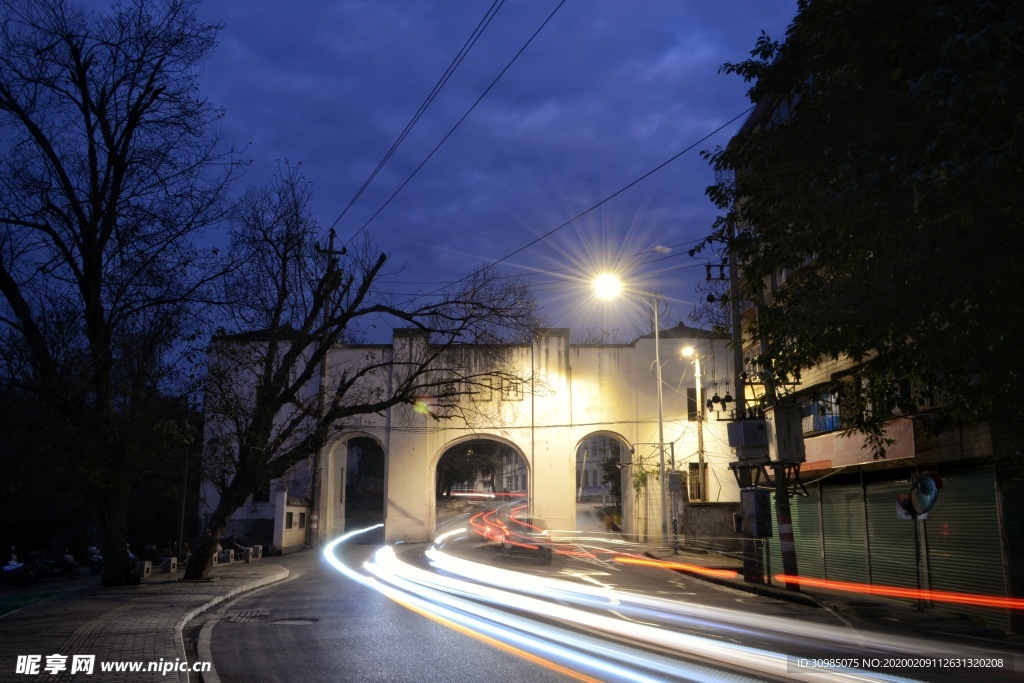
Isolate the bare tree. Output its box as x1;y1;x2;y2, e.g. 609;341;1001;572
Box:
187;166;540;579
687;277;731;336
0;0;240;585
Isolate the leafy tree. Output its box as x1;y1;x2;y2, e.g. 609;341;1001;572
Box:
599;442;622;506
435;441;505;499
436;447;480;499
0;0;239;584
703;0;1024;452
188;167;540;579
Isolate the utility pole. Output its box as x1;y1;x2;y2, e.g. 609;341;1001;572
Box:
310;228;346;548
683;348;707;502
724;217;766;584
651;293;668;545
758;275;800;592
727;217;745;422
695;355;705;500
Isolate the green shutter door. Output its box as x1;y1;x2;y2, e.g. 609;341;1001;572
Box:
768;488;823;583
865;478;918;591
924;470;1009;631
821;483;868;583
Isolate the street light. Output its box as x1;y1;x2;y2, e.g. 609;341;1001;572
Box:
682;347;706;502
593;274;668;543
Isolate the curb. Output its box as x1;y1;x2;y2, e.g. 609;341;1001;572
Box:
642;550;823;608
173;566;290;683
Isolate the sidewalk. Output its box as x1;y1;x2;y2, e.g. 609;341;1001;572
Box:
0;558;289;682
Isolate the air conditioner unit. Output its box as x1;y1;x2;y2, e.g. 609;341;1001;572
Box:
765;404;806;463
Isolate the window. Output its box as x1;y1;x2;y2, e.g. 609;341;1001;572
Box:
299;512;306;529
285;512;294;529
688;462;705;502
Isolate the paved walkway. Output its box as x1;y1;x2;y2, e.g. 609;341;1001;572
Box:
0;559;288;682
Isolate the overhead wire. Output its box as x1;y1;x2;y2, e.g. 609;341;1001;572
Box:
483;105;755;271
344;0;570;249
381;237;707;292
400;105;756;303
327;0;507;233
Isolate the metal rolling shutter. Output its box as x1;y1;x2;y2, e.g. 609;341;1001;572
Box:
999;471;1024;635
821;483;868;583
924;470;1009;630
865;478;918;590
768;488;823;582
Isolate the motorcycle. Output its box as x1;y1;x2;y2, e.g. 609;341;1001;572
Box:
3;549;33;588
87;546;103;575
220;535;245;561
29;550;80;580
87;546;138;575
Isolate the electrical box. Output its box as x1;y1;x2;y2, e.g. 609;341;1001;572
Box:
668;472;683;494
765;403;806;463
741;488;773;538
727;419;770;460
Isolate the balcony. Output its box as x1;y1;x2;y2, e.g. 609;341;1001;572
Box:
802;412;841;436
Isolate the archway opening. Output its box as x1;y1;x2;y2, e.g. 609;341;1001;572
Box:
435;438;527;525
575;433;627;535
345;436;385;528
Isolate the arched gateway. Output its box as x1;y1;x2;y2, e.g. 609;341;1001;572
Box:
204;326;739;553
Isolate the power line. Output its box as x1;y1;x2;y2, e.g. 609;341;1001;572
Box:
326;0;507;233
390;105;754;304
379;237;706;287
344;0;569;249
485;105;754;270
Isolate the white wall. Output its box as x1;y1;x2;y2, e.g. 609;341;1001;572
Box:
205;326;739;547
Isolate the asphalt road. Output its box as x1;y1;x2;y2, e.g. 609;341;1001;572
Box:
206;542;576;683
203;509;1023;683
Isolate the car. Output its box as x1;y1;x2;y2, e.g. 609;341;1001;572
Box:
501;516;553;563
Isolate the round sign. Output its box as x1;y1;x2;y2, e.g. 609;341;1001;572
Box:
910;471;942;515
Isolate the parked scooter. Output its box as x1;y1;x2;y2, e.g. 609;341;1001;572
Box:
86;545;136;575
29;549;80;580
220;535;245;561
3;548;33;587
87;546;103;575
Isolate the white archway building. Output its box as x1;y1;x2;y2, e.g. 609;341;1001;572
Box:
202;326;739;552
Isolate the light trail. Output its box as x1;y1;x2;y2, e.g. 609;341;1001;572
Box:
773;575;1024;610
324;529;733;682
321;526;962;682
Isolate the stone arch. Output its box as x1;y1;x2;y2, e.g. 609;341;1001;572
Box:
432;434;531;525
323;430;386;539
572;431;630;535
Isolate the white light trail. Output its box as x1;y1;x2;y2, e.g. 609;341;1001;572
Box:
324;527;938;683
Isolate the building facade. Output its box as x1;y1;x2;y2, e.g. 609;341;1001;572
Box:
200;325;737;554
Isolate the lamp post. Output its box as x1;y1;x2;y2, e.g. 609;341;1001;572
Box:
682;347;705;502
594;274;668;543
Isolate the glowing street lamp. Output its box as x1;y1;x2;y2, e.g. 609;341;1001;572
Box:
593;274;668;542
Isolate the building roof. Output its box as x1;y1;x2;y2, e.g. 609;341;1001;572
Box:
638;322;729;341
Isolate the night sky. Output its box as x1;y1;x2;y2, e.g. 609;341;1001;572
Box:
194;0;797;339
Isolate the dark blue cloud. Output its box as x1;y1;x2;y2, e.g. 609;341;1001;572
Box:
195;0;797;334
